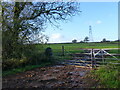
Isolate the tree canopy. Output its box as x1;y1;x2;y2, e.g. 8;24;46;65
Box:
84;36;89;43
1;2;81;59
72;39;77;43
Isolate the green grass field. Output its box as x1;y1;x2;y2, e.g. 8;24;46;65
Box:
45;42;118;49
38;42;119;55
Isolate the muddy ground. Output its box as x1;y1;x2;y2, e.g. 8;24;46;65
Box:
2;65;98;88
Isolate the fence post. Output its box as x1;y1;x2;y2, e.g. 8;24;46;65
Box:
62;45;65;56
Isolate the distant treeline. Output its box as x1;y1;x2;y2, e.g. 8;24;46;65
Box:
46;40;119;45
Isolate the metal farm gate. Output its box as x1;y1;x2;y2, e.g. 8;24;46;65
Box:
60;47;120;68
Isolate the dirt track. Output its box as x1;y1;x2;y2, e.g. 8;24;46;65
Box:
2;65;98;88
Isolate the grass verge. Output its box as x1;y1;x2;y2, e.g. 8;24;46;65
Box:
2;62;52;77
89;60;120;88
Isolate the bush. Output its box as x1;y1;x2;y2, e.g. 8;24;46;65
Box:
2;44;57;71
2;57;29;71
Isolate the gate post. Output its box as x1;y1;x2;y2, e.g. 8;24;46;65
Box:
91;48;95;68
62;45;65;56
91;49;93;68
101;49;104;65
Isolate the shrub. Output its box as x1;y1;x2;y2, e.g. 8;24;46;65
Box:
2;57;29;71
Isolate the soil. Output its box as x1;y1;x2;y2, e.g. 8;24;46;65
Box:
2;65;98;88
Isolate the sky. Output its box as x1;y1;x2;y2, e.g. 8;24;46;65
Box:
44;2;118;43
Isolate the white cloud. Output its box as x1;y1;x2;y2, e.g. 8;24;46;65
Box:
96;20;102;24
49;33;64;43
